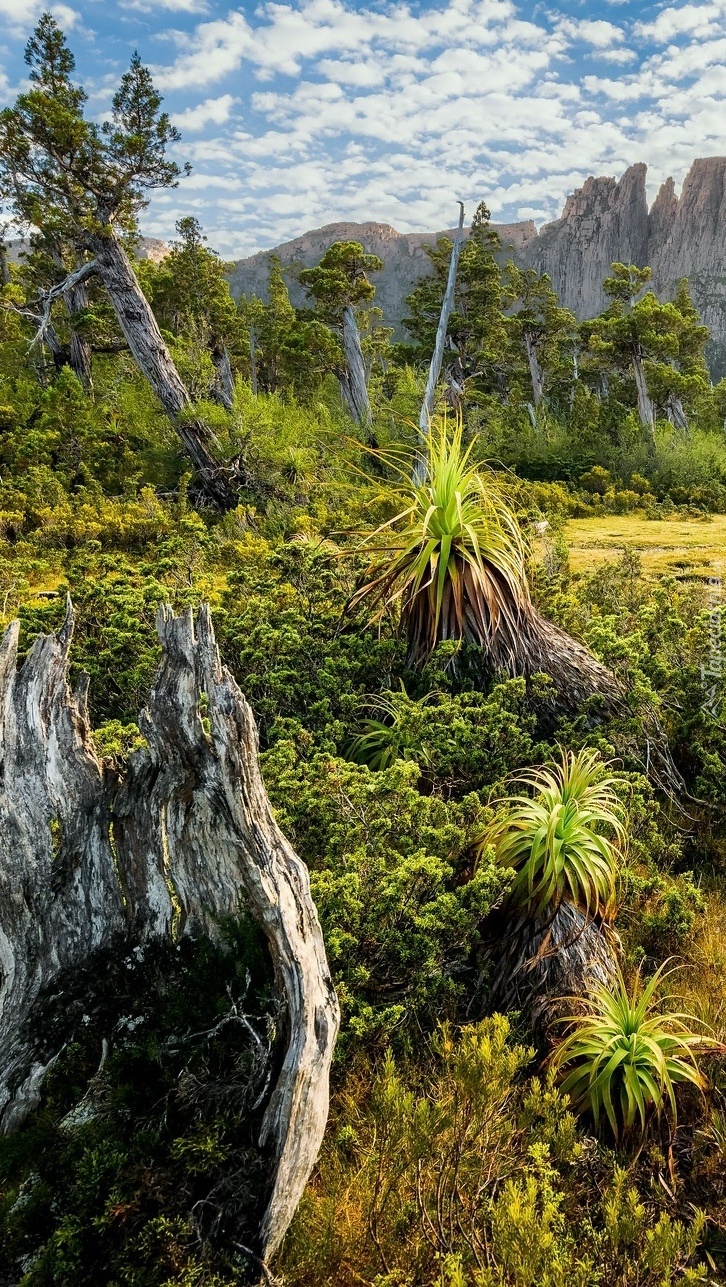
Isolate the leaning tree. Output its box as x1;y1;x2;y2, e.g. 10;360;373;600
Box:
0;14;233;506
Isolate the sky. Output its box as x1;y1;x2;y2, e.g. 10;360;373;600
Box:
0;0;723;259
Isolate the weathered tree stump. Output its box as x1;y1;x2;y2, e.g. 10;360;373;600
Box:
0;601;339;1260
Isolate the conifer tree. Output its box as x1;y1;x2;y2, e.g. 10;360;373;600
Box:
502;263;576;411
300;240;382;429
0;14;231;504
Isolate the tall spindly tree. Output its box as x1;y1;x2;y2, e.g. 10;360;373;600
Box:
300;240;382;431
0;13;232;505
146;216;241;410
403;202;507;399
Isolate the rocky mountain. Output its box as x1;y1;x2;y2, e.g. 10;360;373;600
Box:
228;158;726;360
226;218;536;333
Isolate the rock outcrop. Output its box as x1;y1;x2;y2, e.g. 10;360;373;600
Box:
648;158;726;349
227;158;726;361
524;163;650;319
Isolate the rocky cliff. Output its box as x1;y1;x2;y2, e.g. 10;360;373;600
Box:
227;158;726;359
523;163;650;319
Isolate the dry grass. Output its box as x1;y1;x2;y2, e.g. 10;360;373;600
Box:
560;514;726;579
678;891;726;1041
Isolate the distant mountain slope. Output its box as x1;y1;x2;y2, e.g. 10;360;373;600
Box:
226;218;537;333
227;159;726;362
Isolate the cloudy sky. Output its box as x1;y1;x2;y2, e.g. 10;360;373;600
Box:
0;0;722;258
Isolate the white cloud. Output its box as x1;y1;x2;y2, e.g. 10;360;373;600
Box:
154;12;254;90
0;0;79;37
635;2;726;42
1;0;717;260
597;47;637;64
124;0;209;12
173;92;236;131
558;17;625;48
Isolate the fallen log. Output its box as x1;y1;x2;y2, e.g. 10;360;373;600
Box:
0;601;339;1260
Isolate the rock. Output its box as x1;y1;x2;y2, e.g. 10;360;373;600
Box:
524;163;650;320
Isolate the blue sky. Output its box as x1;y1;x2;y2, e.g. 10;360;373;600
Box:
0;0;722;258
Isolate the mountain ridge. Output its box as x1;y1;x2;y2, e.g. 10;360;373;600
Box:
227;158;726;354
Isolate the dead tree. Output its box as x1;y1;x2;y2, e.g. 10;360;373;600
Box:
341;304;372;430
414;202;465;486
633;345;656;433
523;330;544;409
49;244;93;386
211;341;235;411
0;601;339;1261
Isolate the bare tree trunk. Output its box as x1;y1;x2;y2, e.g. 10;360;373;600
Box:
666;392;688;430
84;230;233;507
250;325;258;396
0;609;124;1132
632;349;655;434
524;330;544;408
67;274;93;388
0;602;339;1261
414;202;465;486
49;246;93;387
341;304;371;431
211;341;235;410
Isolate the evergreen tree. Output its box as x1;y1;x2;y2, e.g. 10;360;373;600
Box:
148;217;241;408
300;241;383;428
584;265;711;436
238;256;339;401
502;263;577;411
0;14;230;504
402;202;507;398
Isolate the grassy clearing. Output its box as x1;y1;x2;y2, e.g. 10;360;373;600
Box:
560;513;726;579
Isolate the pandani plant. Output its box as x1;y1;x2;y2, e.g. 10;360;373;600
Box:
348;417;686;796
551;962;721;1139
477;748;626;1018
478;747;626;923
348;418;625;725
349;416;531;670
344;684;441;771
